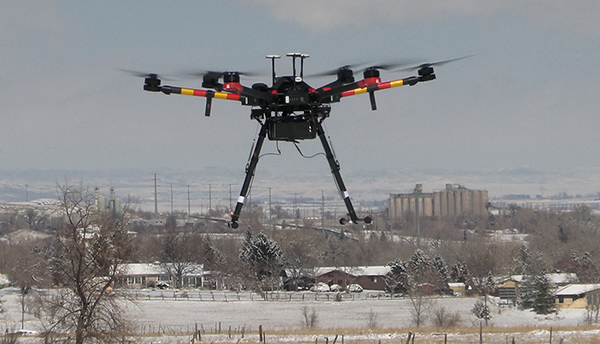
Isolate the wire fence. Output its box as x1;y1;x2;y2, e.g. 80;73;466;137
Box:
128;289;392;302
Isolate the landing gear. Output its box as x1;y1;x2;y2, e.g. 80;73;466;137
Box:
229;116;371;229
229;123;268;230
314;119;370;225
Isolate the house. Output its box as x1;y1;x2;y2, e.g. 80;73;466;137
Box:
418;283;435;296
353;266;390;291
313;266;390;291
554;284;600;309
315;268;354;289
496;273;578;303
448;282;468;296
120;263;204;289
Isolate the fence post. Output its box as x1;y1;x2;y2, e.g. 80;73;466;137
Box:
480;321;483;344
259;325;263;342
549;327;552;344
405;331;412;344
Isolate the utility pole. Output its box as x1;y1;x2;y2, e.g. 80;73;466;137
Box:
170;183;174;213
25;183;29;202
321;190;325;232
293;193;301;230
414;184;422;248
268;187;273;230
203;183;215;222
223;183;237;214
390;193;394;235
184;184;193;215
153;173;160;223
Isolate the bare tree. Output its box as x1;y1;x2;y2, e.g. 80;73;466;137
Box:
431;305;461;328
300;305;319;328
24;208;48;231
157;221;202;288
366;308;379;328
408;288;433;328
42;184;135;344
10;252;46;329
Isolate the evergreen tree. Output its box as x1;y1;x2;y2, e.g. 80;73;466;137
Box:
385;258;409;294
450;261;471;284
472;299;491;322
572;252;598;283
408;249;432;277
238;229;283;291
386;249;441;294
201;235;226;271
522;274;554;313
484;271;495;294
433;255;450;290
512;245;547;276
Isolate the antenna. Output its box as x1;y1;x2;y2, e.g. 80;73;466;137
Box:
300;53;309;79
286;52;309;80
266;55;280;86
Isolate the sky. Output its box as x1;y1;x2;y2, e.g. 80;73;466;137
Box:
2;1;600;201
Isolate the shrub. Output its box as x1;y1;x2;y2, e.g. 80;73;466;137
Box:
432;306;462;328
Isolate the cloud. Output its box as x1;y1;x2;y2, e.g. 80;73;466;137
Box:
251;0;600;36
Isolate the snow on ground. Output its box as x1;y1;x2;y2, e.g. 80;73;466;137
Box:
0;288;597;343
126;294;586;330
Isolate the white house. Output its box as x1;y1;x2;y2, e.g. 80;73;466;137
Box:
120;263;204;289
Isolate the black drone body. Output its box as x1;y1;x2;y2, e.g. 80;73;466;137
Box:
138;53;466;229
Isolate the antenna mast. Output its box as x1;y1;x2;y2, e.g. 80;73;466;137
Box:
266;55;281;86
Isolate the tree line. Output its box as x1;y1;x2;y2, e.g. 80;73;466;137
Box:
2;185;600;341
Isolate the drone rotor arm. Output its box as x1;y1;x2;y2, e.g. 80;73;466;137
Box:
340;76;420;98
315;81;361;101
160;85;245;101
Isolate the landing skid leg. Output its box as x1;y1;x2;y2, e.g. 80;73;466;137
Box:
230;123;268;229
315;120;371;225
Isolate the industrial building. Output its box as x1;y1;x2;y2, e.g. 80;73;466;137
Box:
389;184;488;222
94;187;122;216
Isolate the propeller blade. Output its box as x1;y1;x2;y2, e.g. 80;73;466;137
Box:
310;58;418;77
398;55;474;72
308;64;359;78
181;69;263;79
119;69;174;81
360;58;420;72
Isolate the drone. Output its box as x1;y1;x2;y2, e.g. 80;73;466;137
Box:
135;53;468;229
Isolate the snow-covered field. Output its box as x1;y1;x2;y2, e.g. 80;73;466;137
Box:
2;288;600;343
